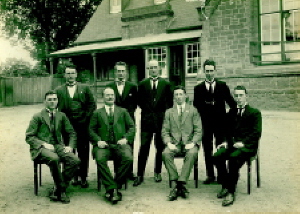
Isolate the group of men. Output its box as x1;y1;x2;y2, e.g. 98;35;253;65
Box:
25;59;262;207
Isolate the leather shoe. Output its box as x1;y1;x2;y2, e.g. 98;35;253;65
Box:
48;187;59;201
129;173;136;181
111;190;122;204
222;193;235;206
133;176;144;186
179;185;189;199
81;180;89;188
168;187;179;201
202;176;215;184
60;192;70;204
71;177;80;186
217;188;229;198
154;173;162;182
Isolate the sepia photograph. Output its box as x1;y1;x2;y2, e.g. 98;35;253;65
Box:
0;0;299;213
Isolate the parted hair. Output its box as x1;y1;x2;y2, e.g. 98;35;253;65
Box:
234;85;247;94
203;59;216;70
44;90;57;99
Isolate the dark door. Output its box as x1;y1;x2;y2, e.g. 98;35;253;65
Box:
169;45;185;88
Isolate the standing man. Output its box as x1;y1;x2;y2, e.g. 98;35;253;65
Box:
162;86;202;201
89;87;135;205
213;85;262;206
26;90;80;204
55;65;96;188
133;59;173;186
106;61;138;180
193;59;236;184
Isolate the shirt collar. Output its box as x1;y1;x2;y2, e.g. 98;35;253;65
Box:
205;79;215;84
104;105;114;110
66;81;77;87
237;103;248;109
177;102;186;111
46;108;57;114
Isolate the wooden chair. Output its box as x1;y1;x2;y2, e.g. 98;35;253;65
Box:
168;152;199;188
246;152;261;194
97;159;128;191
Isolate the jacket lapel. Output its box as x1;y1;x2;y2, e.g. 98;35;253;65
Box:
100;107;109;126
113;106;120;124
112;82;121;102
181;104;190;124
122;82;130;101
171;106;181;128
41;109;51;129
154;78;163;105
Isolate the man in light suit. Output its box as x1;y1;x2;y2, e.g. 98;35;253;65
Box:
193;59;236;184
55;65;96;188
106;61;138;179
133;59;173;186
162;86;202;201
213;85;262;206
89;87;135;205
26;90;80;204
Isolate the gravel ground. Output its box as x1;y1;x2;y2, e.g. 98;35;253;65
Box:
0;104;299;213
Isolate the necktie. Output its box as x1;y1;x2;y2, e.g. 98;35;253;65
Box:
117;81;124;86
152;79;157;101
208;82;213;94
109;107;113;117
179;105;183;123
237;108;243;118
50;112;55;132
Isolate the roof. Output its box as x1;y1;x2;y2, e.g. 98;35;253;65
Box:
75;0;202;44
50;30;201;57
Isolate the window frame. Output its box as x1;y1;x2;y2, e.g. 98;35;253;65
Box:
185;42;201;77
145;46;169;78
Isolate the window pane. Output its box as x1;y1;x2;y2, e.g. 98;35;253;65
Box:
261;14;280;41
185;43;200;75
146;47;168;78
261;0;280;13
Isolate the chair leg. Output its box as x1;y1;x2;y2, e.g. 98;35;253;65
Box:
256;156;260;188
39;163;42;186
34;162;38;196
247;161;251;194
194;159;198;188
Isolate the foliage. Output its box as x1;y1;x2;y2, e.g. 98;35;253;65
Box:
0;0;102;65
0;58;49;77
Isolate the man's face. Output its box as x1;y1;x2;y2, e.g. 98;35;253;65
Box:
115;65;126;81
204;65;215;81
103;88;115;106
45;94;58;110
174;89;186;105
65;68;77;83
234;89;247;107
148;60;160;78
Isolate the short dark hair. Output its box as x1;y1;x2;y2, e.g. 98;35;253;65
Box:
234;85;247;94
173;85;186;94
203;59;216;70
114;61;127;69
64;64;77;73
44;90;57;99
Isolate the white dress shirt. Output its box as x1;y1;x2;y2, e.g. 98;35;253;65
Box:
116;80;125;95
104;105;114;116
204;79;216;92
151;78;158;89
176;102;186;115
237;103;247;116
67;84;77;98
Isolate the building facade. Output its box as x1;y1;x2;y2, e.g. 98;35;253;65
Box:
50;0;300;111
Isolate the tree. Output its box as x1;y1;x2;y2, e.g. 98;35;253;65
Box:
0;0;102;71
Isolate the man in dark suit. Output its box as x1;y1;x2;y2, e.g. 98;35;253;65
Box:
162;86;202;201
26;90;80;204
193;59;236;184
106;61;138;179
55;65;96;188
89;87;135;205
133;59;173;186
213;85;262;206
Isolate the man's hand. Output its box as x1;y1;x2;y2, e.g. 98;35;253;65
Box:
217;142;228;150
233;141;244;149
64;146;72;153
185;143;195;150
43;143;54;151
167;143;177;150
117;138;128;145
97;141;108;148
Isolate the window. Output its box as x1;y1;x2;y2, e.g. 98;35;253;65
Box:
145;47;168;78
154;0;166;5
185;42;200;76
110;0;121;14
258;0;300;63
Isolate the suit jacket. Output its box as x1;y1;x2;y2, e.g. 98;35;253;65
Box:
89;106;136;146
25;109;76;160
162;104;202;145
55;83;96;124
106;81;138;115
138;77;173;131
226;105;262;154
193;79;236;121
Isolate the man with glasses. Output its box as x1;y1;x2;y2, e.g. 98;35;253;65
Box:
55;65;96;188
193;59;236;185
106;61;138;180
133;59;173;186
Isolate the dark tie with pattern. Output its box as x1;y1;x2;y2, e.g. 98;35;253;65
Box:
237;108;243;118
50;112;55;132
152;78;157;102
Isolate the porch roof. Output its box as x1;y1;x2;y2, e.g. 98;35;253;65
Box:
49;30;201;58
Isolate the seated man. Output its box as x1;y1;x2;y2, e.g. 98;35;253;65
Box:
162;86;202;201
213;85;262;206
25;90;80;204
89;87;135;205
